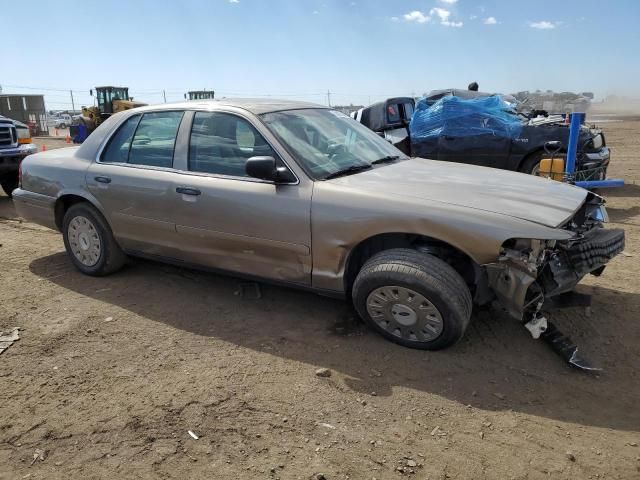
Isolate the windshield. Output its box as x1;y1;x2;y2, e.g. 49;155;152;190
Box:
261;108;408;179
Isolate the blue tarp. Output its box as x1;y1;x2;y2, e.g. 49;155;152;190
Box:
409;95;523;141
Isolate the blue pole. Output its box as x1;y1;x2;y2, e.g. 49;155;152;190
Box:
575;179;624;189
565;112;585;177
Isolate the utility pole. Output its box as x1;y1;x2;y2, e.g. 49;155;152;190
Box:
70;90;76;113
163;90;167;103
327;89;331;107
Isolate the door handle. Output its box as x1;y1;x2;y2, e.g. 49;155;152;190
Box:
94;176;111;184
176;187;201;196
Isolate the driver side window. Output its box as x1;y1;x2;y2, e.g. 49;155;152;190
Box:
189;112;276;177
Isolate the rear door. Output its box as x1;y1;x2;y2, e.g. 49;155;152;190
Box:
86;111;185;256
170;110;313;285
437;133;512;168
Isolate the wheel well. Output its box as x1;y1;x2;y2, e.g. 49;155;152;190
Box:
518;148;545;172
343;233;478;297
54;195;88;231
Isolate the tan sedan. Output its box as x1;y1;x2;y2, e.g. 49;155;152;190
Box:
13;99;624;352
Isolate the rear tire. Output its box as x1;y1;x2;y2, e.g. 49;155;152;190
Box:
352;248;472;350
0;173;18;198
62;203;126;276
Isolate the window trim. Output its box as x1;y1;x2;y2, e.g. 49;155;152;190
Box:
96;113;142;165
183;110;299;186
126;110;185;168
93;108;301;185
97;110;185;168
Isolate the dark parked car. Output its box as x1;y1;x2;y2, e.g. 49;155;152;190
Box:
351;90;610;180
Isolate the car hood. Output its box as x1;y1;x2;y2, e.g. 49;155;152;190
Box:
326;158;588;228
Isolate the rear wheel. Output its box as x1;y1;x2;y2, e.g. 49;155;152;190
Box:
62;203;126;276
352;248;472;350
0;173;18;197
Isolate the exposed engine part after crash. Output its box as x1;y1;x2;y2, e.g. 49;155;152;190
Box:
486;193;624;322
483;193;623;370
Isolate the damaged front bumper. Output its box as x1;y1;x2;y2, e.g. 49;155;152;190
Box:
485;226;625;322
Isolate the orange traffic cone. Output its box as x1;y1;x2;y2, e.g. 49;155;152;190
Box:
65;134;71;144
41;144;47;152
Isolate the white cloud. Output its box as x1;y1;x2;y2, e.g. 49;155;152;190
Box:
391;16;399;22
469;15;477;20
228;0;239;3
483;16;497;25
430;7;450;22
401;7;462;27
312;10;319;14
439;0;458;3
404;10;431;23
529;20;556;29
430;7;463;27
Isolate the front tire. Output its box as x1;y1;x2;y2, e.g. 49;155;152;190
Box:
520;151;545;176
62;203;126;276
0;173;18;197
352;249;472;350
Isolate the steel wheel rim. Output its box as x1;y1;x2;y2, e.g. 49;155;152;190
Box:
531;162;542;176
366;286;444;342
68;215;101;267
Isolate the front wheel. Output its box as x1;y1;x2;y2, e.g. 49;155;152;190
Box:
0;173;19;197
62;203;126;276
520;151;545;176
352;249;472;350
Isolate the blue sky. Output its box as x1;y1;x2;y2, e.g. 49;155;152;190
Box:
2;0;639;109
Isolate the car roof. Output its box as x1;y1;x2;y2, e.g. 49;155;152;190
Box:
133;98;329;115
425;89;498;101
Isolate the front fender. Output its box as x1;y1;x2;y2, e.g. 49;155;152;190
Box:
310;183;574;292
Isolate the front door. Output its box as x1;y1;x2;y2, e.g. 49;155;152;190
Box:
170;111;313;285
86;111;185;256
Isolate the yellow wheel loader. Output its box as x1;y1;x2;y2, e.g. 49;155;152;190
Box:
78;86;147;133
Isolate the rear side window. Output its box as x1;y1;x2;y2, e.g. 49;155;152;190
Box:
101;115;141;163
128;111;184;168
189;112;276;177
387;104;401;123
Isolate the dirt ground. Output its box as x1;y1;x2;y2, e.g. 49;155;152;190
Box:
1;123;639;480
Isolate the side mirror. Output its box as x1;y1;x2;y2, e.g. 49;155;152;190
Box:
246;156;294;183
89;89;93;96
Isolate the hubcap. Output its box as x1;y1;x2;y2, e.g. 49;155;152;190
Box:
67;215;101;267
366;286;444;342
